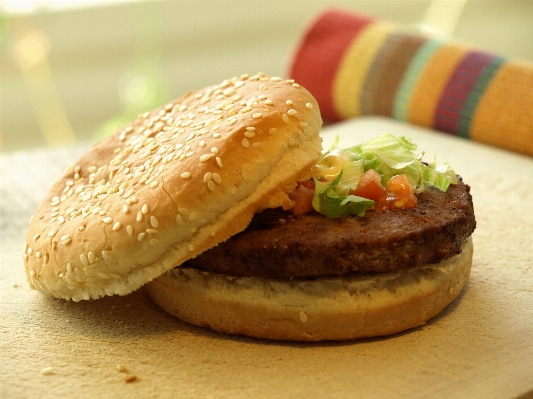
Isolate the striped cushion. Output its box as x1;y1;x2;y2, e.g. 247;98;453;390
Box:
290;9;533;157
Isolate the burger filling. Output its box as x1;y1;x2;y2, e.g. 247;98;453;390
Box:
289;133;458;218
183;133;475;279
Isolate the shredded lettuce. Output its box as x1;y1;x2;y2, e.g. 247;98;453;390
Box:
312;133;457;217
312;170;375;218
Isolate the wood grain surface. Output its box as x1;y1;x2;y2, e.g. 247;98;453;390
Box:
1;117;532;399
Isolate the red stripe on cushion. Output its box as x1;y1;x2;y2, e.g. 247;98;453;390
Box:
289;10;373;122
434;52;494;135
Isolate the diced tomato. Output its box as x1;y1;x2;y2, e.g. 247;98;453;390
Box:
381;174;417;210
288;181;315;214
349;169;386;201
350;171;416;211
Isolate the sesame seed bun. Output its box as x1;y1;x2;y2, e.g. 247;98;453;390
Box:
24;73;323;301
146;237;473;341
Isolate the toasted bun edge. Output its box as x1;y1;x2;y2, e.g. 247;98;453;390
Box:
146;237;473;341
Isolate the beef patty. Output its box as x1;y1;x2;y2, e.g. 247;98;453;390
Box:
185;179;476;279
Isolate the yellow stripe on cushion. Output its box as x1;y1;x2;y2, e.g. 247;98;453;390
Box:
407;43;471;128
470;60;533;157
332;21;394;119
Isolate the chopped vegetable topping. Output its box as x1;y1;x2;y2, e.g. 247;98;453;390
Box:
288;181;315;215
290;133;458;218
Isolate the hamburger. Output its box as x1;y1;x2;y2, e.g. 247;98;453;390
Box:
23;73;475;341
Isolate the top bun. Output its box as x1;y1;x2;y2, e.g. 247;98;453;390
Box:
23;73;323;301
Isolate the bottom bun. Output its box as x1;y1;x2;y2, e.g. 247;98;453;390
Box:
146;237;473;341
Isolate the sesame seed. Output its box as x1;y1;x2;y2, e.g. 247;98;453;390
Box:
199;140;206;147
136;211;143;222
41;367;54;375
33;234;40;241
259;84;267;90
80;254;89;266
67;262;73;273
252;142;261;149
306;102;313;109
103;217;113;224
227;117;237;125
102;250;110;260
181;172;191;179
241;107;252;113
216;157;223;167
142;204;148;214
241;138;250;148
176;214;183;224
48;230;57;238
211;146;219;154
252;113;263;119
282;114;289;123
61;235;71;245
199;154;214;162
127;225;133;236
264;99;273;105
178;207;188;215
88;251;95;263
204;172;213;183
223;87;236;96
149;238;160;246
189;211;198;221
98;272;110;279
122;204;129;213
137;232;146;241
43;253;49;264
150;215;159;228
79;225;86;231
258;94;266;100
35;251;41;258
212;173;221;184
117;364;128;372
287;108;297;116
244;130;256;138
149;180;159;188
213;133;221;139
286;100;293;105
207;181;215;191
299;311;308;322
112;222;122;231
146;228;158;234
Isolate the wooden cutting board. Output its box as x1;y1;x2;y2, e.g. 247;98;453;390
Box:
1;117;532;399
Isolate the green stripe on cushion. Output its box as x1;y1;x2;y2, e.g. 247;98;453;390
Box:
458;56;506;138
393;38;442;121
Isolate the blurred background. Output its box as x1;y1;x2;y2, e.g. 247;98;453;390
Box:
1;0;532;152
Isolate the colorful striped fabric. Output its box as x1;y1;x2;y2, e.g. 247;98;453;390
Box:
290;10;533;157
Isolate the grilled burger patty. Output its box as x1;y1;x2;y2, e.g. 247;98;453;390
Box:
185;179;475;279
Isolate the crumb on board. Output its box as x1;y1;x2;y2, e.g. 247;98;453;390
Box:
40;367;53;375
117;364;128;372
124;374;137;383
